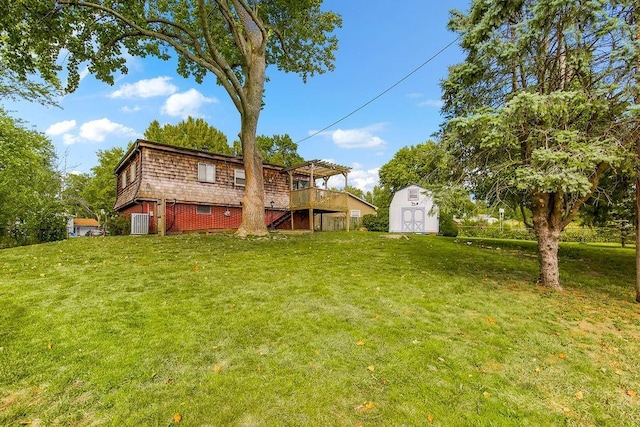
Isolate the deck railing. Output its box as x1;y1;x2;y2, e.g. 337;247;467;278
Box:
290;188;348;211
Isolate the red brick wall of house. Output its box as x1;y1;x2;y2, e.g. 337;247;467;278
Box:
166;204;242;232
119;201;158;233
119;202;300;233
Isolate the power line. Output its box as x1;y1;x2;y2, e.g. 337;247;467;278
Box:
296;36;460;144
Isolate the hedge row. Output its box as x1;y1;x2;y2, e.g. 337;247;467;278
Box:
458;226;635;245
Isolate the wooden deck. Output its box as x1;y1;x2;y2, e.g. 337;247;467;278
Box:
289;188;348;212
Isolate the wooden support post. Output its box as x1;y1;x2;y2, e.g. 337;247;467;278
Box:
309;208;314;231
158;198;166;237
343;172;350;233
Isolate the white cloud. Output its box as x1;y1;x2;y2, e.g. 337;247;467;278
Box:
348;167;380;193
78;118;138;142
161;89;217;118
46;120;77;136
326;165;380;194
121;105;141;113
62;134;79;146
110;76;178;99
330;125;386;149
406;92;423;99
79;66;90;82
418;98;444;108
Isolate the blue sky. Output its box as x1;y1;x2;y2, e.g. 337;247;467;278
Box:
5;1;470;193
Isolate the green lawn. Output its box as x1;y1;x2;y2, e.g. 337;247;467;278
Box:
1;232;639;426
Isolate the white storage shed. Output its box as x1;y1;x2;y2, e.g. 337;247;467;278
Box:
388;185;439;233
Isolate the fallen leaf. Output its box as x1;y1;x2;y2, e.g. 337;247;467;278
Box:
483;391;491;399
627;389;637;398
487;316;495;324
355;401;375;413
18;421;32;425
367;365;375;372
558;353;567;359
575;391;584;400
427;413;434;423
381;379;388;385
213;365;223;373
356;340;365;346
173;413;182;423
47;342;52;350
193;265;199;271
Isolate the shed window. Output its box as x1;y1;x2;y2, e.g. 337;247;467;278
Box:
121;171;128;188
198;162;216;183
408;188;419;201
196;205;212;215
350;210;361;218
234;169;246;187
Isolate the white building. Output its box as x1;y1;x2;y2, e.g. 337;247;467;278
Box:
388;185;439;233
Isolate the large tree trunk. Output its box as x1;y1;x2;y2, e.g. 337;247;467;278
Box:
633;37;640;302
236;47;268;238
534;222;562;290
532;192;563;291
636;151;640;302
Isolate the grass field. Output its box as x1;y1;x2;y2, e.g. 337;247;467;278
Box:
1;232;639;426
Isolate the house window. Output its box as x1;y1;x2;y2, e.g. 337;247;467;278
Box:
198;162;216;183
350;210;361;218
234;169;245;187
130;161;137;183
408;188;419;201
293;179;309;190
196;205;212;215
121;171;128;188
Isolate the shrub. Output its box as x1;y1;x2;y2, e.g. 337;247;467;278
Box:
107;214;130;235
362;214;388;232
439;212;459;237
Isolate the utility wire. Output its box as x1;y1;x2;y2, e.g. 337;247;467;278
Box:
296;36;460;144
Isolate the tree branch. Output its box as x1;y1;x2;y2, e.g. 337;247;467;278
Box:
520;202;533;228
561;162;609;229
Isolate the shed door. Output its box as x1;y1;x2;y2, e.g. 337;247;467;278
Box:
401;207;425;233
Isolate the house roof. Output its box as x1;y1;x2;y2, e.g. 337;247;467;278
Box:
114;139;286;174
347;192;377;210
74;218;99;227
282;159;351;179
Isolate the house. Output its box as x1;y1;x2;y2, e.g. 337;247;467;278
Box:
317;193;377;231
388;185;439;233
113;139;352;234
67;217;100;237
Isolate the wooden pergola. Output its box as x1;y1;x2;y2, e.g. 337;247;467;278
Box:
282;160;352;231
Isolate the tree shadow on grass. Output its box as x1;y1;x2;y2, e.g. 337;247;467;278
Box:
394;235;635;304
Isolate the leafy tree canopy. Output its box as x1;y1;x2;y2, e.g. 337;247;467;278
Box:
233;133;304;166
84;147;126;217
0;108;64;245
144;117;231;154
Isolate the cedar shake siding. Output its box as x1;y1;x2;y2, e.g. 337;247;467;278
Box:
114;140;297;233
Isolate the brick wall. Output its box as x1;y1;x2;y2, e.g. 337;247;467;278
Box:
119;201;301;233
120;201;158;234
